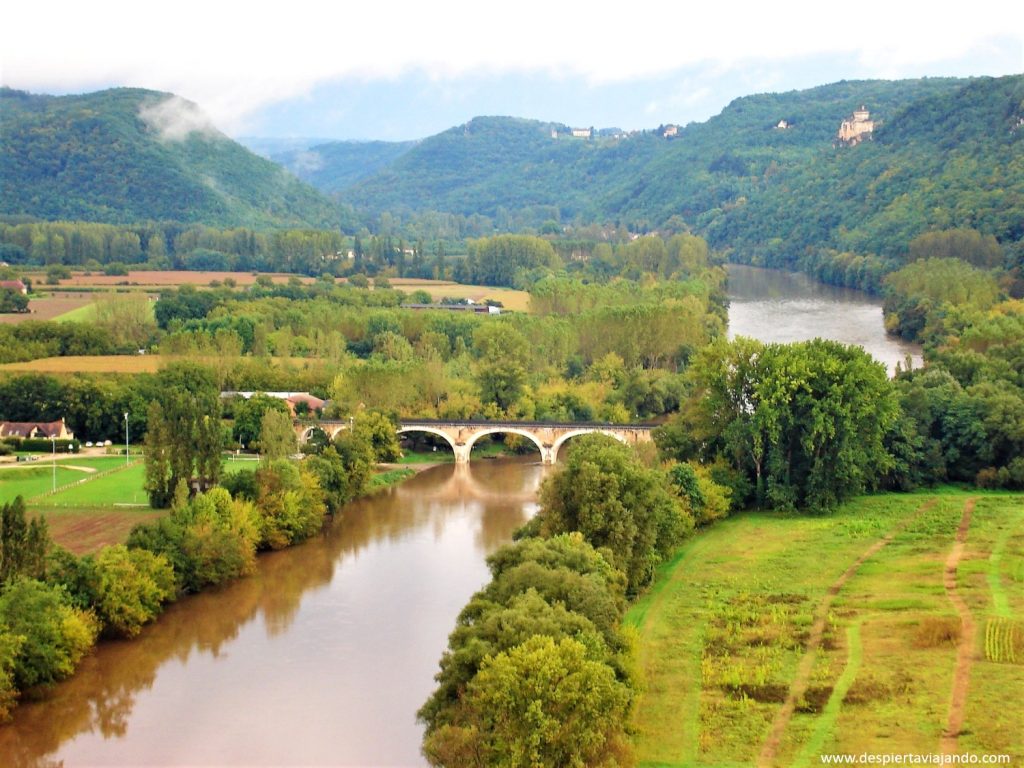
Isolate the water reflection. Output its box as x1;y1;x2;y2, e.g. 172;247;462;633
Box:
727;264;922;375
0;458;543;767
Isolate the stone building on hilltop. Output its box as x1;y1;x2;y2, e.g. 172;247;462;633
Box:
836;105;874;146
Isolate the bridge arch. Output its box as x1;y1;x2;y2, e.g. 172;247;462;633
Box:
300;425;328;441
550;429;627;464
396;426;458;459
464;427;549;463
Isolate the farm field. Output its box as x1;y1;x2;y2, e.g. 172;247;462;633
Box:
0;353;332;374
31;269;318;289
0;354;165;374
0;291;96;324
626;490;1024;766
387;278;531;311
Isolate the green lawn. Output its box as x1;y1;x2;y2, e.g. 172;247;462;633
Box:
626;490;1024;766
0;465;90;502
44;463;149;506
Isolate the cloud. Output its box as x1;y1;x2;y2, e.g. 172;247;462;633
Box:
3;0;1021;134
138;95;220;142
290;150;324;173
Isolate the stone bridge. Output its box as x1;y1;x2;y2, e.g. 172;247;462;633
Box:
295;419;655;464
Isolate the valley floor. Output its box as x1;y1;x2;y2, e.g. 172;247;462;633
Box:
626;490;1024;767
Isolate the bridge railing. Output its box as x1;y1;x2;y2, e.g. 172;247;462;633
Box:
303;418;657;430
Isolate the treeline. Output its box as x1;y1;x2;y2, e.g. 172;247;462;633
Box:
880;257;1024;488
453;232;722;289
419;435;728;765
0;220;349;276
738;227;1020;299
655;329;1024;512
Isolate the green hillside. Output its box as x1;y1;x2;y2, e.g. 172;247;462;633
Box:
706;75;1024;262
0;87;345;229
272;139;417;194
330;77;1022;262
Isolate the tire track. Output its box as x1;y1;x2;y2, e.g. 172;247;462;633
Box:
757;499;936;767
940;498;976;755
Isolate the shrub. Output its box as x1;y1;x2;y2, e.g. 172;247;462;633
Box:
0;579;98;690
91;546;175;638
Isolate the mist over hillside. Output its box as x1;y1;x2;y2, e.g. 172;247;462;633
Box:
0;87;347;229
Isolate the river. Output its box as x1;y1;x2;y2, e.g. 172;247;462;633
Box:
727;264;922;375
1;459;544;767
1;267;917;766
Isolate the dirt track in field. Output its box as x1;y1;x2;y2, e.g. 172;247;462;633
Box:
940;498;976;755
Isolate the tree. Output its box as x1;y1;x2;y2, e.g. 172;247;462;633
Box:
423;635;632;768
352;411;401;462
0;578;98;690
259;408;298;461
538;435;689;593
679;337;900;511
231;394;291;448
473;323;530;412
143;363;223;506
0;497;49;584
91;545;175;638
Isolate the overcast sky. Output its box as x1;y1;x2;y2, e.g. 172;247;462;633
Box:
3;0;1022;141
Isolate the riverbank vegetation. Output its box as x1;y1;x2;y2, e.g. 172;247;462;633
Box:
420;435;719;765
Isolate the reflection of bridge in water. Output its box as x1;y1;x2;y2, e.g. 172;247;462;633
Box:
392;461;545;503
296;419;655;464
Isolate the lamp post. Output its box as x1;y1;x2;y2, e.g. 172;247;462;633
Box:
51;436;56;493
124;412;129;466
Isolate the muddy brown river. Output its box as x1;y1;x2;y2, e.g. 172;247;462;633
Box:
1;459;544;767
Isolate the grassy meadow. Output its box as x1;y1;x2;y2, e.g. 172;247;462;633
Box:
626;490;1024;766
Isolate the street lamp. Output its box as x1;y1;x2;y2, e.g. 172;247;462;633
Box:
124;412;129;466
51;435;56;493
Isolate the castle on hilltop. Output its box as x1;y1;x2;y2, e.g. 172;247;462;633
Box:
836;105;874;146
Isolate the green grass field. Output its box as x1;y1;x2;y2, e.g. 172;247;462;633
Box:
0;457;129;502
44;463;149;506
626;490;1024;766
53;301;99;323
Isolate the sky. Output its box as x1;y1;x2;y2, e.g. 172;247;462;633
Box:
3;0;1022;142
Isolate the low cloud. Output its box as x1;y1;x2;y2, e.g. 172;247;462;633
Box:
138;95;220;142
4;1;1021;135
290;150;324;173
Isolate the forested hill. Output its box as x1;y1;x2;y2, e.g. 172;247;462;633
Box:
0;88;346;229
327;76;1022;261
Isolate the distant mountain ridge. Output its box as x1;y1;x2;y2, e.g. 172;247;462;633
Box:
291;76;1021;259
0;87;345;229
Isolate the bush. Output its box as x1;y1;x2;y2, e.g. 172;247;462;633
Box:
7;438;80;453
0;579;98;690
91;546;175;638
